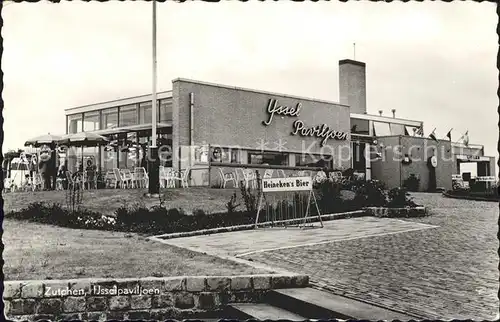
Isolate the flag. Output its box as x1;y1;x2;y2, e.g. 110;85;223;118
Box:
416;125;424;136
463;131;469;147
446;129;452;141
429;128;438;142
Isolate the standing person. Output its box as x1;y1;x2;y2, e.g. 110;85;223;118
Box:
29;155;37;183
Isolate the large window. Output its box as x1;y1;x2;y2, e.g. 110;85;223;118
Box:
159;99;173;123
350;118;370;135
248;151;288;166
389;123;405;136
101;108;118;129
67;114;83;134
139;102;153;124
211;147;239;164
296;154;333;168
373;122;391;137
119;104;138;127
83;111;100;132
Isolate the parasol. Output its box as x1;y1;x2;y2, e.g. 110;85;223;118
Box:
25;133;63;147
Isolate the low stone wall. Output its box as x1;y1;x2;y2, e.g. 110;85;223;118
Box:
364;206;427;218
3;274;308;321
442;191;499;202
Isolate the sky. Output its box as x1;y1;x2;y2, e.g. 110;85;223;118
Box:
2;1;498;168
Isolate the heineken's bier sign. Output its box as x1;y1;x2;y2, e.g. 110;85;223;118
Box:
261;176;312;192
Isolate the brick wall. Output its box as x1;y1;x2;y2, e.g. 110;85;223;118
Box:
171;79;352;171
3;274;308;321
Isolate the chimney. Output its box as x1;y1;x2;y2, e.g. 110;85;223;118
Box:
378;110;383;116
391;109;396;118
339;59;367;114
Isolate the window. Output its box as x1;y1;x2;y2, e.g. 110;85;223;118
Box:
248;151;288;166
159;99;173;123
139;102;153;124
83;111;100;132
296;154;333;168
119;104;138;127
350;118;370;135
389;123;405;136
211;147;240;163
373;122;391;137
67;114;83;134
101;108;118;129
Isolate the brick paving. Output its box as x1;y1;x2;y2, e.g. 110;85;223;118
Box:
245;193;499;320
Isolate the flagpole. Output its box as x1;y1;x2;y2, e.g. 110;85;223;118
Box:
148;0;160;195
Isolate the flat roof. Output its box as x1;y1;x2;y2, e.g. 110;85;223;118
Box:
350;112;423;127
65;90;173;115
172;78;349;108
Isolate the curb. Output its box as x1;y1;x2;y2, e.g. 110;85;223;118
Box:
150;210;367;240
442;192;499;202
363;206;427;218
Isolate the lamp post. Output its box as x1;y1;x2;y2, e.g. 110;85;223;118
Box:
148;0;160;195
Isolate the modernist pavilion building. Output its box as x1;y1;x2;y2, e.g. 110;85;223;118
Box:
63;59;496;191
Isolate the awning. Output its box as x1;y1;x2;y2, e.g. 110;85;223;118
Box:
91;123;172;136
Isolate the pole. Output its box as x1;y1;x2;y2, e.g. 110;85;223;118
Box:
353;43;356;60
148;0;160;195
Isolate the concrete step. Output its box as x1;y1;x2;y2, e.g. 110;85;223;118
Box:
229;303;308;321
266;287;416;320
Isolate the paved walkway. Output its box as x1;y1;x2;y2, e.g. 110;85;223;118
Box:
163;217;438;258
246;193;499;320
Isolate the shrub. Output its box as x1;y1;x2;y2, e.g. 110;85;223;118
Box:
240;179;260;214
226;192;240;214
387;187;417;208
314;179;345;214
353;180;388;207
403;174;420;192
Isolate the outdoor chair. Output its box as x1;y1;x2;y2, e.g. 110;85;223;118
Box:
314;171;327;183
263;169;274;179
241;169;257;189
173;167;190;188
66;171;78;191
104;170;116;188
297;170;311;177
32;173;44;191
120;169;135;189
329;171;343;182
165;168;176;188
159;166;167;188
277;169;287;178
134;167;149;189
353;172;366;181
112;168;123;189
83;170;97;190
218;168;238;188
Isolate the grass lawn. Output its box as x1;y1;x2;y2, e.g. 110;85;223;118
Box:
3;187;241;216
3;218;269;281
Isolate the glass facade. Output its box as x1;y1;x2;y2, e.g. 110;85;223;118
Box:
67;114;83;134
296;154;333;168
159;99;173;123
373;122;392;137
119;104;138;127
248;151;288;166
139;102;153;124
351;118;370;135
83;111;100;132
101;108;118;129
